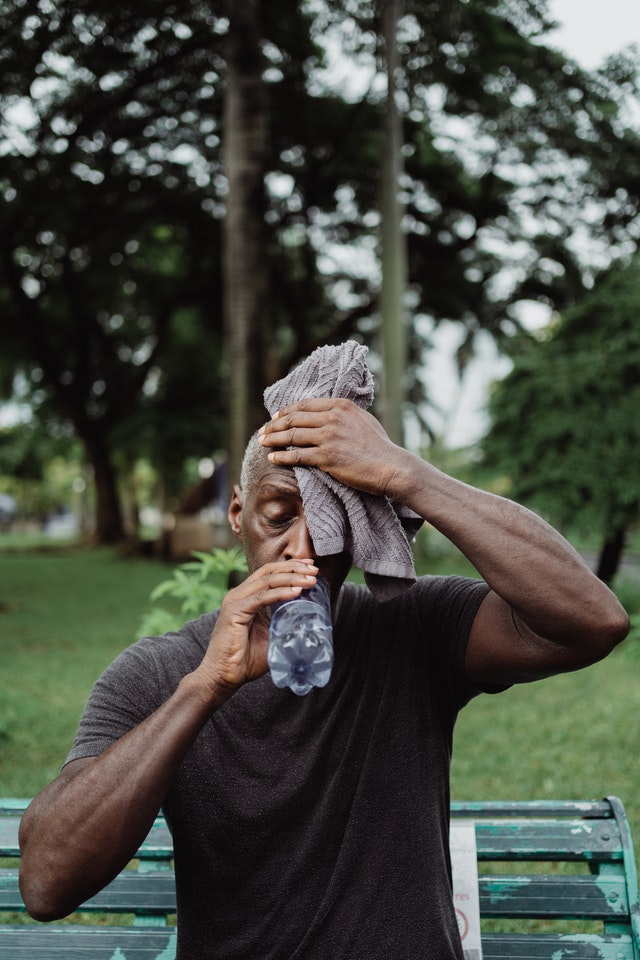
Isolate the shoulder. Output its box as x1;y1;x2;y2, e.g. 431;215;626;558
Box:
99;609;219;689
404;575;490;638
65;610;221;766
337;575;487;610
409;574;489;609
336;575;488;638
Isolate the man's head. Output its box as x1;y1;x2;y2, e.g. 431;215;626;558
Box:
228;431;351;602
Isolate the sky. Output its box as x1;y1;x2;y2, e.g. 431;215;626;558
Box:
547;0;640;69
430;0;640;449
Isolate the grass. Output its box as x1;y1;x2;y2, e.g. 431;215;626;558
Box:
0;544;172;795
1;537;639;856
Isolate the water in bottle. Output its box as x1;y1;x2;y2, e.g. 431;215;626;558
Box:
267;577;333;696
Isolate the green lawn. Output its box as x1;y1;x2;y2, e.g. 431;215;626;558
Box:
1;540;638;859
0;545;169;794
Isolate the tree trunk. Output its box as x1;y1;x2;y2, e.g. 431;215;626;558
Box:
83;432;125;544
596;523;627;584
379;0;407;446
223;1;269;487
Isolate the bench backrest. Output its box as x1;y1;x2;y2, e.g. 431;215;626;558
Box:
1;796;639;959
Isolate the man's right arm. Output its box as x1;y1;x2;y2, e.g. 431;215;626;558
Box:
19;557;318;921
19;670;231;921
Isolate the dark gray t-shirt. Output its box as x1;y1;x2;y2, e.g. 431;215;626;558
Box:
67;575;490;960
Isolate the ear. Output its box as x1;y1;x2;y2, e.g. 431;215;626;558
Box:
228;484;244;538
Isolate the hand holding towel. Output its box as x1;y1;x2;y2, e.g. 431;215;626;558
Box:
263;341;423;601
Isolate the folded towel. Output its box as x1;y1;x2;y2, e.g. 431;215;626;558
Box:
263;341;423;601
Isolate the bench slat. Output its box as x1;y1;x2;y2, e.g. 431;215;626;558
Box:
0;816;173;861
0;869;176;916
0;925;177;960
3;798;618;819
474;819;623;861
1;870;629;922
482;931;636;959
453;800;615;820
2;817;623;862
479;873;629;919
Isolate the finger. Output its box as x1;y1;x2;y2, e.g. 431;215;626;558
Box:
264;447;321;469
227;562;319;610
258;425;325;450
260;398;356;435
272;398;341;419
253;564;318;592
259;411;326;441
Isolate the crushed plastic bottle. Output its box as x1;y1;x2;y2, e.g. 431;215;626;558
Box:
267;577;334;696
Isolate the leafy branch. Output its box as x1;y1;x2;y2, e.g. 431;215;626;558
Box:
138;547;248;638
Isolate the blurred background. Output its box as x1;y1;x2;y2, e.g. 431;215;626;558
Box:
0;0;639;830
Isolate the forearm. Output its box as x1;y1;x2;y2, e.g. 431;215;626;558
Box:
19;670;232;921
391;452;628;645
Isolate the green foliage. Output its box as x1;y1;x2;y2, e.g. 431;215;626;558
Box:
0;421;83;519
483;258;640;545
138;547;248;637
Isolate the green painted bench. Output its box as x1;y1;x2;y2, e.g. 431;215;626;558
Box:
1;797;639;959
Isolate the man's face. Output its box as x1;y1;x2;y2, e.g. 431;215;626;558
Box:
228;452;351;605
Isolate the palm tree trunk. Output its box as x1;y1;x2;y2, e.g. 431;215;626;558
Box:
379;0;407;446
223;1;269;486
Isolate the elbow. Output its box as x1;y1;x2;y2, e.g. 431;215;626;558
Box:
19;870;74;923
19;840;79;922
18;823;67;922
584;599;631;663
604;604;631;651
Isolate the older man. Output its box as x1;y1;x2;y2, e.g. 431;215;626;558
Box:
19;394;628;960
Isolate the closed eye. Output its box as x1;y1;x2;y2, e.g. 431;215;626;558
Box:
264;514;295;528
261;507;297;527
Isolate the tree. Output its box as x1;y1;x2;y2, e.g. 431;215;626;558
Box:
1;0;640;540
482;257;640;582
378;0;408;445
269;0;640;428
223;0;270;485
0;2;230;540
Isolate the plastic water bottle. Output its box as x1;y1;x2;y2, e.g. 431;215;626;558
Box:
267;577;334;696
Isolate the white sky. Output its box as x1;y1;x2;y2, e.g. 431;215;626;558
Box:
427;0;640;449
547;0;640;69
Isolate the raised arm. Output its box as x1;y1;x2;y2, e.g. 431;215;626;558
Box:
258;398;630;685
19;558;318;921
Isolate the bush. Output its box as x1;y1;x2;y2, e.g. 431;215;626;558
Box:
138;548;248;637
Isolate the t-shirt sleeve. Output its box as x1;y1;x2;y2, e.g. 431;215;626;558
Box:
64;636;171;766
410;575;494;707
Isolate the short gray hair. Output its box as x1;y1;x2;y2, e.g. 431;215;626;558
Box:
239;429;267;492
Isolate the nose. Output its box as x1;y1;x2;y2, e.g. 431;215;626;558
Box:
284;518;315;561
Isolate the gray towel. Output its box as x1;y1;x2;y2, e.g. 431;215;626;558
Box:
263;341;423;601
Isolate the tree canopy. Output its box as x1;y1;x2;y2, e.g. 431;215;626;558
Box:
482;257;640;581
1;0;640;540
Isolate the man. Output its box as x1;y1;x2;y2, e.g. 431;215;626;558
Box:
19;397;629;959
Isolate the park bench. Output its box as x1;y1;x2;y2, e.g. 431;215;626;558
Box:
0;796;639;959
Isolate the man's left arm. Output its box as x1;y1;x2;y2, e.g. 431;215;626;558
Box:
259;398;630;687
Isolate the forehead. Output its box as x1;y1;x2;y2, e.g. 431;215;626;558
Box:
249;457;302;502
